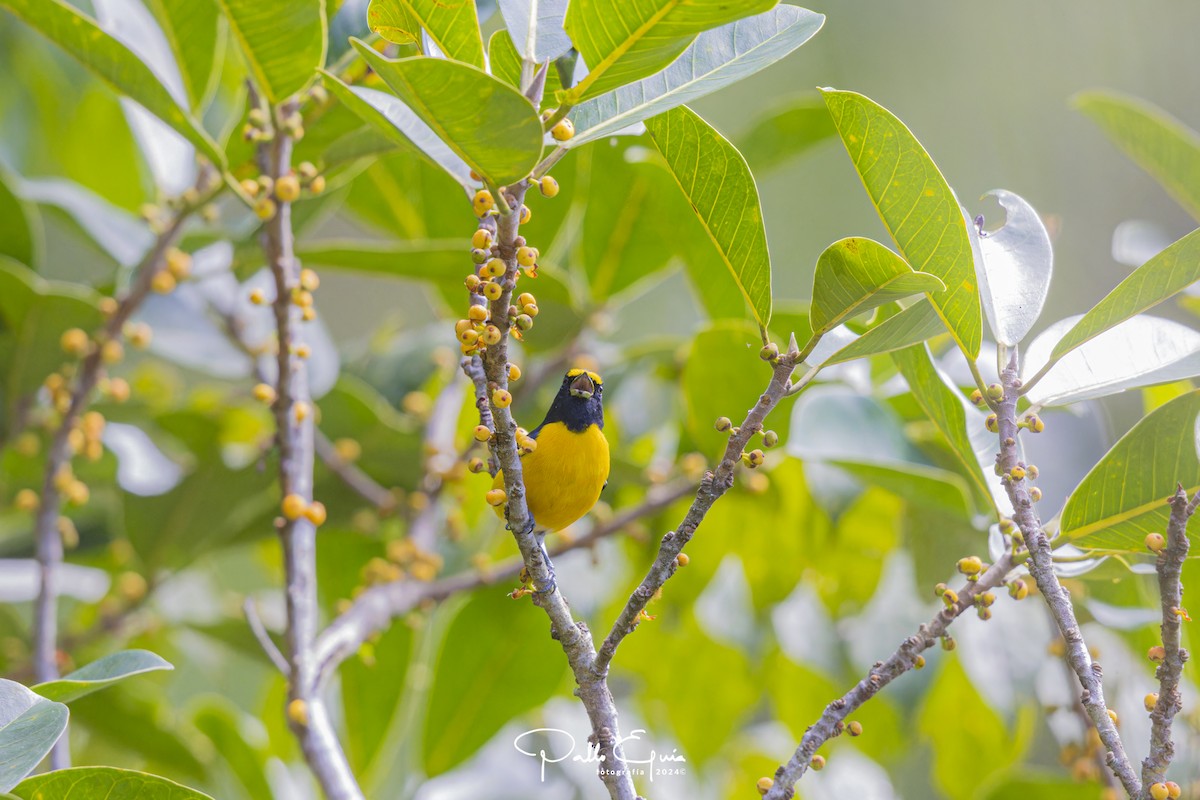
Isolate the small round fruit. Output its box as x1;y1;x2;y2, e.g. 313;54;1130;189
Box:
253;383;276;404
539;175;559;197
100;339;124;365
471;247;489;264
759;343;779;361
485;488;507;507
508;363;522;381
472;228;493;249
676;553;689;567
517;246;538;267
744;449;765;467
288;698;309;727
957;556;984;575
810;755;825;771
468;304;489;322
1145;692;1160;712
60;328;89;357
468;457;485;473
14;488;38;512
304;501;328;526
165;248;191;279
1026;414;1045;433
492;389;512;408
986;383;1004;401
519;205;532;224
300;268;320;291
1150;783;1169;800
255;197;278;220
473;425;493;443
517;292;536;307
985;414;999;432
715;416;732;432
485;257;507;278
282;493;307;520
551;118;575;141
473;189;495;215
483;281;504;301
1148;645;1167;662
969;389;984;406
309;175;326;194
756;777;773;796
459;329;480;346
275;174;301;202
482;325;503;345
1166;781;1182;799
522;303;539;317
1146;533;1167;553
847;720;863;736
151;270;177;294
763;430;779;448
514;314;533;331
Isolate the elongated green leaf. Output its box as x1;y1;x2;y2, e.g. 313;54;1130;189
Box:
823;299;946;366
646;105;772;325
423;591;567;775
320;72;472;189
739;95;836;172
892;344;993;510
488;30;562;110
0;0;224;166
0;680;68;793
1046;226;1200;364
217;0;325;102
830;458;973;518
811;237;944;334
351;41;543;186
1074;90;1200;223
562;0;775;103
570;6;824;148
822;89;981;358
498;0;570;63
368;0;484;67
0;170;39;268
12;768;213;799
1060;389;1200;551
144;0;223;110
33;650;173;704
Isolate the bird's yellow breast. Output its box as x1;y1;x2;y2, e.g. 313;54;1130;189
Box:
493;422;610;532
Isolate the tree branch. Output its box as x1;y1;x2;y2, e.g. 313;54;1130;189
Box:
764;551;1017;798
1140;485;1197;794
257;99;362;800
313;429;395;511
32;168;216;769
310;479;696;682
995;350;1140;797
594;354;798;675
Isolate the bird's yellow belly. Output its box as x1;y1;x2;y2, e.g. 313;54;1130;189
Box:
492;422;610;531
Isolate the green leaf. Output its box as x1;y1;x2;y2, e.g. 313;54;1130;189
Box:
983;775;1106;800
0;259;104;437
918;656;1027;800
822;89;982;358
320;72;472;188
1074;90;1200;223
0;679;69;793
0;0;225;167
497;0;571;63
562;0;776;103
33;650;173;704
12;768;213;800
191;702;272;800
0;169;40;268
144;0;223;110
216;0;326;102
810;237;945;334
646;105;772;325
828;458;973;518
488;30;562;110
822;299;946;366
569;6;825;148
368;0;484;67
1044;226;1200;365
422;590;567;775
351;41;543;186
738;95;836;172
1060;389;1200;551
892;344;993;512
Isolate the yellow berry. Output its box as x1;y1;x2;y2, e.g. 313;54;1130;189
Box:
293;401;311;422
1166;782;1182;799
468;457;486;473
508;363;522;381
969;388;984;406
1145;693;1159;712
473;425;493;442
294;343;311;359
522;303;539;317
914;654;926;669
539;175;559;197
287;698;309;727
492;389;512;408
1010;466;1026;480
282;493;307;520
459;329;479;346
485;257;507;278
676;553;689;567
715;416;732;432
151;270;177;294
514;313;533;331
165;248;191;280
760;343;779;361
1146;533;1166;553
517;246;538;267
255;197;278;220
517;292;536;307
957;556;984;575
65;480;89;506
116;571;147;601
472;228;493;249
810;755;825;771
1149;645;1166;662
300;268;320;291
1029;486;1042;502
485;488;507;507
473;189;494;216
744;449;765;467
250;288;267;305
305;501;328;526
309;175;326;195
942;588;959;607
986;383;1004;401
107;377;131;403
483;281;504;301
847;720;863;736
482;325;502;345
124;322;152;349
519;205;532;224
99;296;118;317
14;488;39;512
756;777;773;796
763;430;779;448
551;118;575;141
1026;414;1045;433
61;328;90;357
100;339;124;365
253;383;276;404
985;414;998;432
276;174;301;202
240;178;261;198
1150;783;1169;800
468;304;489;322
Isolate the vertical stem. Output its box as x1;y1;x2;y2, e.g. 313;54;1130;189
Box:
258;101;362;800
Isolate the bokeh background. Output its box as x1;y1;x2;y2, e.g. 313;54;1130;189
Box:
1;1;1199;798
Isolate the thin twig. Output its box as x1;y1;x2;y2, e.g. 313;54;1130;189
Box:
764;552;1017;798
462;355;498;476
1140;485;1198;795
995;349;1140;797
310;480;696;684
407;374;468;551
243;597;290;676
32;168;216;770
257;97;362;800
594;354;798;674
313;429;395;511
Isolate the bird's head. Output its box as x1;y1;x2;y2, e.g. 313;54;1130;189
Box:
542;368;604;432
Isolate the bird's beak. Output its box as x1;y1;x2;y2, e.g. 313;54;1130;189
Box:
569;372;595;399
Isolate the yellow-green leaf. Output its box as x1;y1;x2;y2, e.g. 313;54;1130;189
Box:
822;89;981;358
217;0;326;102
822;299;946;366
1060;389;1200;551
367;0;484;68
810;237;945;334
646;105;772;325
562;0;776;103
351;40;543;186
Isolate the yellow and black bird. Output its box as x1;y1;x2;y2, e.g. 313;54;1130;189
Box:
492;368;610;535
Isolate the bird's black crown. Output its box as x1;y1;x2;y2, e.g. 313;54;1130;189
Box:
532;369;605;435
